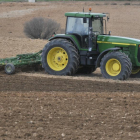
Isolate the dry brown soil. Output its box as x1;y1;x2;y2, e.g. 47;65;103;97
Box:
1;1;140;140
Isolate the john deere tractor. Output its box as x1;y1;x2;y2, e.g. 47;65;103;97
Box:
41;9;140;80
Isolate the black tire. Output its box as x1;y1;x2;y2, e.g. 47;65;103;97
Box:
100;51;132;80
5;63;15;75
42;39;79;75
122;52;132;76
76;66;96;74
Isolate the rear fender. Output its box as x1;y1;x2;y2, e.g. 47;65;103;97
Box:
49;35;80;50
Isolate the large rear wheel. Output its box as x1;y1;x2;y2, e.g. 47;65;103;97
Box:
42;39;79;75
100;51;132;80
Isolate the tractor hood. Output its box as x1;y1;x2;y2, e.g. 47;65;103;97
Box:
97;35;140;46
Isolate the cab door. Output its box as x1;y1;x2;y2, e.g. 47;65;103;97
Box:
92;17;103;50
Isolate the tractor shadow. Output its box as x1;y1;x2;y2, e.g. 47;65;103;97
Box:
75;70;104;79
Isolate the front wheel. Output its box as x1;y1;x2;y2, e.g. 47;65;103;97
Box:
100;51;132;80
42;39;79;75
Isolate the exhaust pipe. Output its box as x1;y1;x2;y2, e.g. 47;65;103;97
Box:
88;27;93;52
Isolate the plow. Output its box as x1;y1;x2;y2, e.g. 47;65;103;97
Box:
1;8;140;80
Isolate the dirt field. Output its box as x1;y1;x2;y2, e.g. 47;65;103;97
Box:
1;1;140;140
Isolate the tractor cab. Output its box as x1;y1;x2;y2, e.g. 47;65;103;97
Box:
65;11;107;49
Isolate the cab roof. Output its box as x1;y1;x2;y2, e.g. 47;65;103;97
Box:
65;12;106;18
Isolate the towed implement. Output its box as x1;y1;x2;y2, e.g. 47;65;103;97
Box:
0;50;42;74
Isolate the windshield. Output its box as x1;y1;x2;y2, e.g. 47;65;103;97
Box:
92;18;103;35
66;17;89;35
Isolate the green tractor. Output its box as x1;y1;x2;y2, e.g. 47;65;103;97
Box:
41;9;140;80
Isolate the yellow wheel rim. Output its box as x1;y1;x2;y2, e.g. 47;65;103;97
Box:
132;68;140;74
105;58;121;76
47;47;68;71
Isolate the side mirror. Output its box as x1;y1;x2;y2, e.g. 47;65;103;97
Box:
109;31;111;35
83;17;87;23
107;16;110;21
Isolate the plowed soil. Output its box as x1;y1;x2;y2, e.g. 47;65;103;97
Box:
1;1;140;140
1;73;140;140
0;73;140;92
